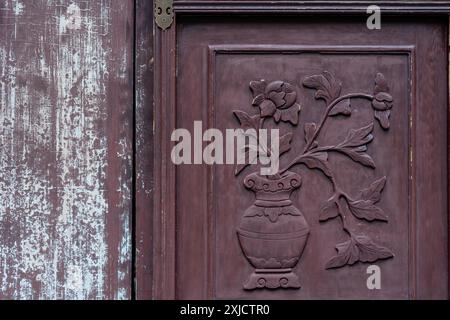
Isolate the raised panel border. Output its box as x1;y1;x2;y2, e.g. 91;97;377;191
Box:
207;45;415;299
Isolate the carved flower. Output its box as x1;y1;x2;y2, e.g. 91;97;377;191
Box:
250;80;301;125
372;92;393;111
325;235;394;269
372;73;393;130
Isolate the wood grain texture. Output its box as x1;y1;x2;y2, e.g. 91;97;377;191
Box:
152;16;177;300
0;0;133;299
135;0;154;300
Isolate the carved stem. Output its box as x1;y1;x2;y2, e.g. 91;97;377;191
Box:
278;93;373;174
259;117;265;130
253;117;271;157
323;174;353;235
278;146;336;175
303;93;373;152
336;197;352;236
326;171;357;236
257;116;281;178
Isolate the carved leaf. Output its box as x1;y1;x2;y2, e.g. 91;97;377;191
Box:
298;152;332;178
279;133;293;155
329;98;351;116
326;238;360;268
302;71;342;104
374;110;391;130
355;235;394;263
249;80;266;97
338;148;376;168
325;235;394;269
344;177;388;222
319;197;339;221
338;123;374;148
233;110;260;131
347;200;387;222
335;123;375;168
304;122;317;145
360;177;386;203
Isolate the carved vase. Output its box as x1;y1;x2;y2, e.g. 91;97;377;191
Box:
236;171;310;290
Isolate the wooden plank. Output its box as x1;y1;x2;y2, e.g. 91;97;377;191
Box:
135;0;154;300
0;0;133;299
152;14;177;300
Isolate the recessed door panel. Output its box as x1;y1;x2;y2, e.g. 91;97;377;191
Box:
175;16;447;299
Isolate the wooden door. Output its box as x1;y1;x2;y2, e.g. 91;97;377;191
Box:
152;7;448;299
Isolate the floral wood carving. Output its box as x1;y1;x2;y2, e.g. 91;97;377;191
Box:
233;71;394;290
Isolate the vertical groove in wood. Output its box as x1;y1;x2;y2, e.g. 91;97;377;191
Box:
409;48;417;300
0;0;133;299
135;0;154;300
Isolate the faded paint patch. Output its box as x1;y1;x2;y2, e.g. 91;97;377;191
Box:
116;136;132;300
59;3;82;34
136;43;153;195
0;41;57;299
0;0;132;299
12;0;23;16
53;1;111;300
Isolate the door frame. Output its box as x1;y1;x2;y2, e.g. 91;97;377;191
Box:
137;0;450;299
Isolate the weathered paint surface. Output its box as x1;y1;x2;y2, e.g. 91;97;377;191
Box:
0;0;133;299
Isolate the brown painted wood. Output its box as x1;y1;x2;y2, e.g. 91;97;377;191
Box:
135;0;155;300
153;16;178;300
153;12;449;299
0;0;133;299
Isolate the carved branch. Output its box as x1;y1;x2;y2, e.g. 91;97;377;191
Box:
302;93;374;153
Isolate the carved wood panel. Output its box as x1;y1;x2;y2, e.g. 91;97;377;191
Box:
233;71;395;290
174;16;448;299
209;49;409;299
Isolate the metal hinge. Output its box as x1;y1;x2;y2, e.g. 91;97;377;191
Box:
155;0;174;30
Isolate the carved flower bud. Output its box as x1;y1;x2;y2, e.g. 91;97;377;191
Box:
372;92;393;111
372;73;393;130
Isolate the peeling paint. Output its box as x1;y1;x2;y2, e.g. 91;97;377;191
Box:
0;0;132;300
59;3;82;34
12;0;23;16
136;45;153;195
53;1;111;299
